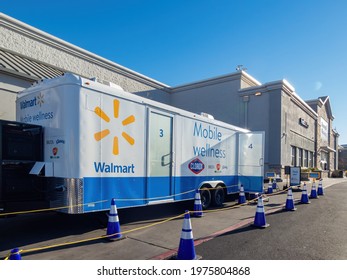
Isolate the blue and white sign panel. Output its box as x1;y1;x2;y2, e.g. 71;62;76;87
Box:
290;167;301;186
309;172;320;179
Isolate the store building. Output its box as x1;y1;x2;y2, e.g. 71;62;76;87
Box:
306;96;339;171
0;13;340;178
169;76;339;177
338;145;347;171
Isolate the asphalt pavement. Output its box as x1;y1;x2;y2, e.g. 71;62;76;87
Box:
195;180;347;259
1;177;346;260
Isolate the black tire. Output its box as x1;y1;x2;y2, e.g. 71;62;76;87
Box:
212;186;225;207
200;187;211;210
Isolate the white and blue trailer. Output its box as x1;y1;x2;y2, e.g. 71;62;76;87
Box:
16;73;264;214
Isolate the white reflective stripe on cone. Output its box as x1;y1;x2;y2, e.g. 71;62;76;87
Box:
108;215;119;222
181;229;194;240
110;208;118;215
195;193;201;200
182;218;192;231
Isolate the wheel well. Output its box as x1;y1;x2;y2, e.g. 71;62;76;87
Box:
198;183;227;209
198;183;227;194
199;183;212;190
215;183;227;196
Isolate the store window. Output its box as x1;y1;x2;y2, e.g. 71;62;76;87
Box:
304;150;308;167
298;148;303;167
309;151;314;168
291;146;297;166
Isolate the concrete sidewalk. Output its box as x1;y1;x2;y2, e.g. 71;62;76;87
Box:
10;177;347;260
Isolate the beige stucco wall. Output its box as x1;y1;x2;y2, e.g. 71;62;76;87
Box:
316;103;334;170
0;74;33;120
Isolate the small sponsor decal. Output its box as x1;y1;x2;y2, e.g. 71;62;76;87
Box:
50;146;60;159
188;158;205;174
214;163;222;173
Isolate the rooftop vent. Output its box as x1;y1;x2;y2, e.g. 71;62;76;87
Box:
200;112;214;120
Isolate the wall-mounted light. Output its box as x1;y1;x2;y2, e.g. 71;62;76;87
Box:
255;92;262;96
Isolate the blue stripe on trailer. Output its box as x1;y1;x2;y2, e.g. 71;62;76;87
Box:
83;177;146;211
83;175;263;212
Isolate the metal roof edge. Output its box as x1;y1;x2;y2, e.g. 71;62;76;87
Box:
170;71;255;93
239;79;318;118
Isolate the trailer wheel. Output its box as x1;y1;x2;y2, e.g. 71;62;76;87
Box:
200;188;211;210
212;186;225;207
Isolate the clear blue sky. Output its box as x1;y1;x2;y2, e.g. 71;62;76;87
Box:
1;0;346;143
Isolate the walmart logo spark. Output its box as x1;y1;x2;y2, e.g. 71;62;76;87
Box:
37;92;44;107
93;99;135;155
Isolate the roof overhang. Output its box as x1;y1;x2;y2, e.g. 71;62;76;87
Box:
319;146;336;153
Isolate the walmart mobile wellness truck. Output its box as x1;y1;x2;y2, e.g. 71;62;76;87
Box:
15;73;264;214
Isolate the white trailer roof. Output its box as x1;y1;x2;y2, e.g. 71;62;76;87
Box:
19;73;250;133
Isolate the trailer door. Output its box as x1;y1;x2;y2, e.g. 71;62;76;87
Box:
147;109;173;203
238;131;264;193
